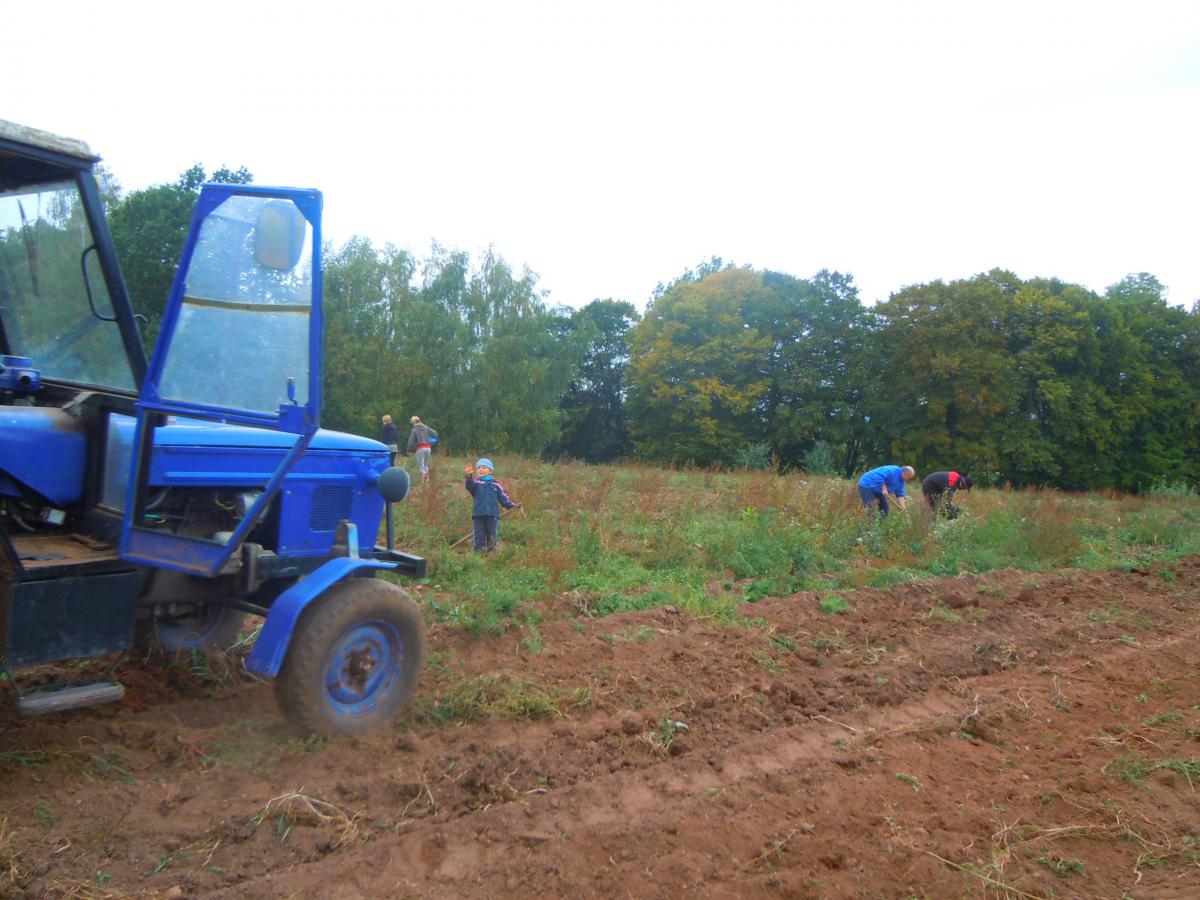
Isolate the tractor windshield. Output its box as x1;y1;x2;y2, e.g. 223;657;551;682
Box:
0;180;135;389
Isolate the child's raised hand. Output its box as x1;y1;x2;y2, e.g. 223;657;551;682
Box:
464;464;474;475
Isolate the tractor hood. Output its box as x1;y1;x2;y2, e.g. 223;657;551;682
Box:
0;409;387;508
154;418;382;452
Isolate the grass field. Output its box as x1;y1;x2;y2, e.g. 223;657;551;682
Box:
386;456;1200;636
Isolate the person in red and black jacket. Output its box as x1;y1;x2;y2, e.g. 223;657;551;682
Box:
922;470;973;517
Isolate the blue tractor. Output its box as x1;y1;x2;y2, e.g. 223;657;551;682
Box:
0;120;426;734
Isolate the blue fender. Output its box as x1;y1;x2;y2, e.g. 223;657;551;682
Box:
245;556;395;677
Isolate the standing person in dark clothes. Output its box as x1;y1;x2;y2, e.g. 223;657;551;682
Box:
380;414;398;465
464;458;518;552
406;416;439;482
922;470;973;518
856;465;916;517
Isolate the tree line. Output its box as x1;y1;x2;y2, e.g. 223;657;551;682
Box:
106;167;1200;492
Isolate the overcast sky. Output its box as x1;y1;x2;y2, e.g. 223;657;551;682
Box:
7;1;1199;309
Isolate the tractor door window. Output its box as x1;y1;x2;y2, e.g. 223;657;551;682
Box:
0;180;136;389
157;195;312;415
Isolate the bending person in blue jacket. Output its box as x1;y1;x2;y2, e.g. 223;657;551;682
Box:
857;465;916;517
464;458;519;552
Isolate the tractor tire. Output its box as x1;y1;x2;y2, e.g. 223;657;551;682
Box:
153;604;247;652
274;578;426;736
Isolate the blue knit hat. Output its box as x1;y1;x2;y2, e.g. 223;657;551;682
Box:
476;458;494;470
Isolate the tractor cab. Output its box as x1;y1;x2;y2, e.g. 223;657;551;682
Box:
0;121;426;733
0;122;148;692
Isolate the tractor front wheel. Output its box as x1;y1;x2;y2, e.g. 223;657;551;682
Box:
153;604;247;652
275;578;426;735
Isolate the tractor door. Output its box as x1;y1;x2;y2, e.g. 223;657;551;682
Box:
120;185;323;576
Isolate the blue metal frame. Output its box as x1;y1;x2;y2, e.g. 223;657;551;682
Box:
140;184;324;432
245;556;396;677
120;185;325;577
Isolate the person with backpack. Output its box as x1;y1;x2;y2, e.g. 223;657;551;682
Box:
464;458;519;552
406;416;438;482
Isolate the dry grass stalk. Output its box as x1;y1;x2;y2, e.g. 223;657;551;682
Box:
896;835;1047;900
1034;794;1195;877
260;790;361;848
407;770;438;818
39;878;126;900
736;828;799;874
1;817;29;893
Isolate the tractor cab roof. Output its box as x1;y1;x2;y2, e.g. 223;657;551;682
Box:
0;119;97;162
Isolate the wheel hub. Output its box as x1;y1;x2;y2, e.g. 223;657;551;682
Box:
324;620;404;712
343;646;376;690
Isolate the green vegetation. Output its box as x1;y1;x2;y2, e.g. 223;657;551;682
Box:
1142;709;1185;728
925;603;963;624
0;750;53;770
414;672;592;725
819;594;852;615
1037;854;1085;877
1105;751;1200;787
32;801;54;827
393;458;1200;637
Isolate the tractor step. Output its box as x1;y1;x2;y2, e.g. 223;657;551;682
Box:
16;680;125;715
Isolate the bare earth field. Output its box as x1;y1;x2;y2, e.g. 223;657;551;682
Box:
3;557;1200;898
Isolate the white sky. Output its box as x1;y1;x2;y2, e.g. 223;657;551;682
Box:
7;1;1199;309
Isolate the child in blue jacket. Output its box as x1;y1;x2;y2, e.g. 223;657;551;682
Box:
464;458;519;552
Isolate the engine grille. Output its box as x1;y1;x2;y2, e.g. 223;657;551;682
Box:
309;485;353;531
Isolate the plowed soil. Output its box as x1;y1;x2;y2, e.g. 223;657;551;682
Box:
4;558;1200;898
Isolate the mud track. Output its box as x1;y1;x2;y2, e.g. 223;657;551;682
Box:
3;559;1200;898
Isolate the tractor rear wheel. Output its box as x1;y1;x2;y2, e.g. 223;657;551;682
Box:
274;578;426;735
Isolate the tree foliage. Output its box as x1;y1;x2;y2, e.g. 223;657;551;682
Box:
549;299;639;463
627;266;878;473
627;269;775;465
108;164;253;347
322;241;582;457
871;270;1200;490
752;269;880;476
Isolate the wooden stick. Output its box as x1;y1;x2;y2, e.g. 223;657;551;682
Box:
449;505;522;549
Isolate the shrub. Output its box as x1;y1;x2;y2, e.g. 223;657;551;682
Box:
732;442;773;471
801;441;838;477
1147;478;1197;498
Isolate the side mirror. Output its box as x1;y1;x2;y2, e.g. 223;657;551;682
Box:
377;466;410;503
254;200;307;270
